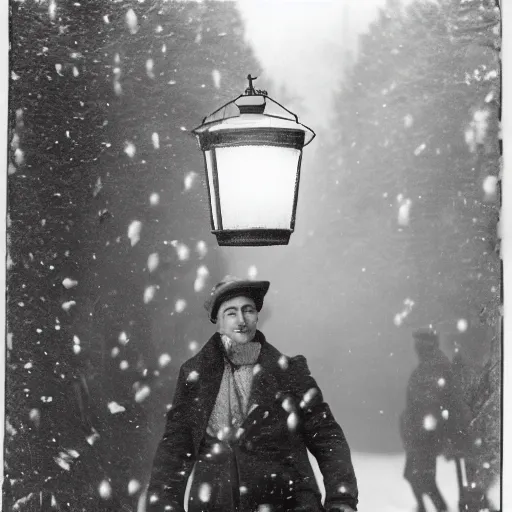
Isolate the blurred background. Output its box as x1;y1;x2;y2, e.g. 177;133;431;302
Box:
4;0;501;511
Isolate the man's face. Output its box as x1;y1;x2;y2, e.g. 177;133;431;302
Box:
217;295;258;344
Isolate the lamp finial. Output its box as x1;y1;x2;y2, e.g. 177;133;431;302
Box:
246;74;258;95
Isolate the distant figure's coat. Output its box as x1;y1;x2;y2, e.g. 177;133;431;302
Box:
400;345;473;483
148;331;358;512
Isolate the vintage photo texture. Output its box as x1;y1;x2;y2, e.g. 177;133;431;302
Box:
3;0;504;511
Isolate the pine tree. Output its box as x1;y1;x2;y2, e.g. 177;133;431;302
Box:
5;1;261;510
312;0;500;456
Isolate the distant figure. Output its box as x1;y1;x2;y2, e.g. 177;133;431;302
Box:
147;276;358;512
400;328;473;512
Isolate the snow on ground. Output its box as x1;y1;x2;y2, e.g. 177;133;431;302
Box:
310;451;500;512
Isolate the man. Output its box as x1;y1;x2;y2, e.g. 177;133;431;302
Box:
148;276;358;512
400;327;472;512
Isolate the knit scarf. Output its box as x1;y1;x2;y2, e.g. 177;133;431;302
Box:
207;334;261;441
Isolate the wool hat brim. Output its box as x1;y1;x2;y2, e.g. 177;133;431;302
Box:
205;280;270;323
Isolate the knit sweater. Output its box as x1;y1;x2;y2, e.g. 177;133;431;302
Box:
206;334;261;440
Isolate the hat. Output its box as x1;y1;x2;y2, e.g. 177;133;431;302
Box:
412;326;439;345
204;275;270;323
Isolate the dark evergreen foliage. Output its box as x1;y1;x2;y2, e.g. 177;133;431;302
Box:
6;1;260;510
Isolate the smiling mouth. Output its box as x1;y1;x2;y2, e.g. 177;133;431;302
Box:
234;329;248;334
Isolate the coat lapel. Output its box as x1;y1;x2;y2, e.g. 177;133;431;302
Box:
188;333;225;452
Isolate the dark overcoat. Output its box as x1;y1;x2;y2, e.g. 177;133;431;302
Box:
400;348;473;459
147;331;358;512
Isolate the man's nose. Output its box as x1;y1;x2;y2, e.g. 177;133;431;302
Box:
236;311;246;324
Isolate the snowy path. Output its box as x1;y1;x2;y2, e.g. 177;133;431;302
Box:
174;451;500;512
310;452;500;512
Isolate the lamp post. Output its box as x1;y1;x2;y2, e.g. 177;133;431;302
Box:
192;75;315;246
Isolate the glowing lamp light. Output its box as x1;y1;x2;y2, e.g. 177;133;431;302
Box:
192;75;315;246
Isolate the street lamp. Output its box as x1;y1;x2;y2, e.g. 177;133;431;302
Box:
192;75;315;246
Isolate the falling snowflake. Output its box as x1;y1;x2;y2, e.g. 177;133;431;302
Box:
184;171;197;191
152;132;160;149
119;360;129;370
29;408;41;427
212;69;221;89
483;175;498;201
114;80;123;96
248;265;258;279
86;428;100;446
149;192;160;206
159;353;171;367
108;402;126;414
128;480;141;495
62;300;76;312
414;143;426;156
175;299;187;313
48;0;57;20
135;385;151;403
302;387;319;407
92;177;102;197
111;347;120;358
55;63;63;76
194;266;209;292
55;455;71;471
441;409;449;420
278;355;289;370
14;148;25;165
438;378;446;387
124;141;136;158
287;412;300;431
62;278;78;289
187;370;199;382
118;331;129;345
423;414;437;431
403;114;414;128
198;483;212;503
394;298;415;326
148;253;159;273
146;59;155;79
127;220;142;246
457;319;468;332
282;397;294;412
196;240;207;259
176;243;190;261
189;341;199;352
98;480;112;499
125;9;138;34
397;198;412;227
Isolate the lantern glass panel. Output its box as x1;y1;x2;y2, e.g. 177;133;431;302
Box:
215;145;300;230
204;150;219;229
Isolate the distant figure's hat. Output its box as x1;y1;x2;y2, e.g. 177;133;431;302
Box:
204;275;270;323
412;326;439;346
